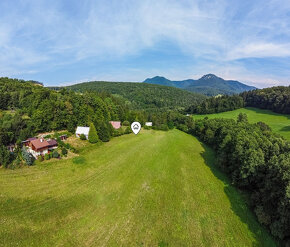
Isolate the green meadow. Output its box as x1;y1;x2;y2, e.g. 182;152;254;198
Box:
193;107;290;140
0;130;276;246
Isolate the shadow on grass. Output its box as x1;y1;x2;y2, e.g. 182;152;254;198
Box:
199;142;277;247
246;107;290;119
280;126;290;132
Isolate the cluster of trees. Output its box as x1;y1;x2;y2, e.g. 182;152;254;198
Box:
176;114;290;244
63;80;207;111
186;85;290;115
0;77;131;147
241;86;290;114
186;95;244;114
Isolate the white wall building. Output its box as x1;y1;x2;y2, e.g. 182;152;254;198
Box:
75;126;90;140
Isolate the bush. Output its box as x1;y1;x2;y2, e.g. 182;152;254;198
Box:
0;144;12;168
88;123;100;143
98;123;110;142
61;148;68;156
7;158;22;169
52;150;60;158
80;134;87;140
113;128;124;137
122;120;130;126
38;155;44;162
21;147;35;166
167;121;174;129
124;126;132;134
44;153;50;160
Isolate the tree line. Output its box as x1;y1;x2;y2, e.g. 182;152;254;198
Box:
186;85;290;114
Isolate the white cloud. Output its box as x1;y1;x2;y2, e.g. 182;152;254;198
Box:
227;43;290;60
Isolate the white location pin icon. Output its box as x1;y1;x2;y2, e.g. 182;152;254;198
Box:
131;122;141;135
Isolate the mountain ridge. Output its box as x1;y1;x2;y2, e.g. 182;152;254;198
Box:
144;74;257;96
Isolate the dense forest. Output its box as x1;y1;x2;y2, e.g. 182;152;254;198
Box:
62;81;207;110
186;95;244;114
174;114;290;244
187;85;290;114
241;86;290;114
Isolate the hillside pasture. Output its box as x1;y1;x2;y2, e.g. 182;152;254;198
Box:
0;130;276;246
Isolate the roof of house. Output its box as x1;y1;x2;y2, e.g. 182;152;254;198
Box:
30;138;50;150
76;126;90;135
47;139;58;147
22;137;37;143
109;121;121;129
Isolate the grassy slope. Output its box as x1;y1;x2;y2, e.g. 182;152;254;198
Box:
0;130;276;246
193;107;290;140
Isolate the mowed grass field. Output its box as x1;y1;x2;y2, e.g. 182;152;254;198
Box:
0;130;276;246
193;107;290;140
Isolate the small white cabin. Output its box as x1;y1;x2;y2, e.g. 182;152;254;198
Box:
145;122;153;127
75;126;90;140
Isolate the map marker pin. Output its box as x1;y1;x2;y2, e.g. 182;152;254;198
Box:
131;122;141;135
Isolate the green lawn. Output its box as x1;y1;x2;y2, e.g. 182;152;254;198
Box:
0;130;276;246
193;107;290;140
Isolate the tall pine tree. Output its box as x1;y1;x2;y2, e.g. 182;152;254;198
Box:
88;123;100;143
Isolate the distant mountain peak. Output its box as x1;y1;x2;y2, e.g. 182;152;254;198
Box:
200;74;219;80
144;74;256;96
151;76;168;80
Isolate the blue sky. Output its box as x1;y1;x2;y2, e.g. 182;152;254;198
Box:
0;0;290;87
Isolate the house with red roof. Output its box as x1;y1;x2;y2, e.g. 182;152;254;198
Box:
109;121;121;129
27;138;58;158
22;137;37;147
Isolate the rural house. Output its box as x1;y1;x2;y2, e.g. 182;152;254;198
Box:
22;137;37;147
109;121;121;129
28;138;58;158
75;126;90;139
145;122;153;127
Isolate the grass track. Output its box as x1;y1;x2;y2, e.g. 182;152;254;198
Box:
0;130;276;246
193;107;290;140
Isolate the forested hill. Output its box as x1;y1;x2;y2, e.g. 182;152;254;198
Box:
65;81;207;110
144;74;256;96
0;77;131;147
241;86;290;114
187;85;290;114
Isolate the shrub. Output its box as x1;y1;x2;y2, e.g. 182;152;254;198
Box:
167;121;174;129
38;155;44;162
88;123;100;143
21;147;35;166
124;126;132;134
61;148;68;156
44;153;50;160
98;123;110;142
0;144;12;168
80;134;87;140
52;150;60;158
122;120;130;126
